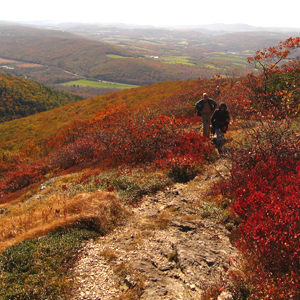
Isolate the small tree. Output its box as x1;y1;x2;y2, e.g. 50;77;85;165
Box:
246;37;300;119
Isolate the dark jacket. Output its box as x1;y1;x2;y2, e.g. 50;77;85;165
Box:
211;109;230;133
195;98;217;116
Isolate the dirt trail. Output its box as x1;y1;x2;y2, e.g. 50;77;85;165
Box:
70;158;239;300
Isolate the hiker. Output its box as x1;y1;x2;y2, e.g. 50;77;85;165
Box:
195;93;217;137
211;102;230;154
214;86;221;97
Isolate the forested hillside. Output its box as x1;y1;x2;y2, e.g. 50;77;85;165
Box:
0;73;83;123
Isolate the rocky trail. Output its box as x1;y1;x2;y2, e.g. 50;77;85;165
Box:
70;158;240;300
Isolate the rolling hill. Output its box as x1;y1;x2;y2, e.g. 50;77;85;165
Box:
0;72;83;123
1;22;298;92
46;22;300;61
0;24;202;86
0;79;202;153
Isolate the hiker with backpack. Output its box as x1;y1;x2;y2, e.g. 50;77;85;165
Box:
211;102;230;154
195;93;217;138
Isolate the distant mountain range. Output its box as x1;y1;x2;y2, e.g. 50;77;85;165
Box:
170;23;300;33
0;21;299;91
4;20;300;34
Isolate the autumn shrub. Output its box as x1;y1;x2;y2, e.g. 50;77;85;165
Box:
246;37;300;120
49;136;100;168
112;117;214;173
235;256;300;299
107;114;183;166
0;160;50;198
218;121;300;298
155;131;215;182
48;103;214;177
0;151;27;177
0;79;220;197
215;39;300;297
234;157;300;268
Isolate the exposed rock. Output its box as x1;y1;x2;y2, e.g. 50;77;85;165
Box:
70;159;239;299
218;291;233;300
40;177;59;190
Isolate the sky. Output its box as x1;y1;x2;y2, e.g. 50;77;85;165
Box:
1;0;300;29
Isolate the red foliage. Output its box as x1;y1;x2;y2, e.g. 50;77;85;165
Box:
246;37;300;120
48;105;213;173
0;160;50;198
233;157;300;271
154;131;213;169
0;151;27;177
222;127;300;297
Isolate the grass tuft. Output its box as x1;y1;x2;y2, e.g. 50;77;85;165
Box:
0;190;130;253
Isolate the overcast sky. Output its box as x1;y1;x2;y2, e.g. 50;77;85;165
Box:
1;0;300;29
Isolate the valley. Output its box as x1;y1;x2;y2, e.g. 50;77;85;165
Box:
1;22;299;99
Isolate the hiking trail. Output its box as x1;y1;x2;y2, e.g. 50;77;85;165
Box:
70;157;240;300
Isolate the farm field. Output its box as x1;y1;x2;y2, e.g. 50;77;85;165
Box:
0;57;43;68
60;79;139;90
158;55;195;66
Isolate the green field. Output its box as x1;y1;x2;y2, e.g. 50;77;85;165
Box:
159;56;195;66
210;55;247;64
106;54;134;59
138;40;160;45
60;79;138;89
210;57;245;63
203;64;224;70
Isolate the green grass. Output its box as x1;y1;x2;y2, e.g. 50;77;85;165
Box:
160;56;195;66
210;56;246;63
106;54;134;59
138;40;159;45
53;167;173;205
0;229;98;300
60;79;138;90
203;64;224;70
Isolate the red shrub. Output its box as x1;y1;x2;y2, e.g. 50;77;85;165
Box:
49;106;214;173
154;131;214;182
215;119;300;297
233;157;300;270
49;137;101;169
224;154;300;298
0;161;50;197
